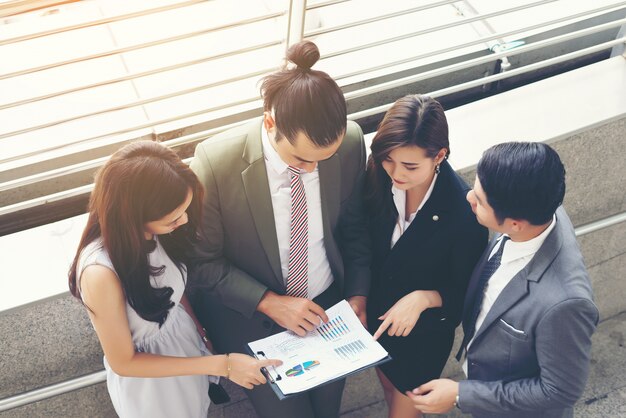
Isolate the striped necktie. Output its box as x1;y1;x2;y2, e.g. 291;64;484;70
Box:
286;166;308;298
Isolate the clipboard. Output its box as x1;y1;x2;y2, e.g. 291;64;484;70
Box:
247;347;391;401
245;300;392;401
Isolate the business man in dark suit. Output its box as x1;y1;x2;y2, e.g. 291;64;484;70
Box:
188;41;370;418
408;142;599;418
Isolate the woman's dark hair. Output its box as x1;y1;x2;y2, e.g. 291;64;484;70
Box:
365;95;450;218
477;141;565;225
260;40;347;147
68;141;204;325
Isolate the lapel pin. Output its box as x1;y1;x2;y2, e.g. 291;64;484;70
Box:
432;215;439;221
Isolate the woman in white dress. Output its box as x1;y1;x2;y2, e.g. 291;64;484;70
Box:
68;141;281;417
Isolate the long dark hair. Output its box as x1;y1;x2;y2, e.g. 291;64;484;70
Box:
260;40;347;147
365;95;450;219
68;141;204;325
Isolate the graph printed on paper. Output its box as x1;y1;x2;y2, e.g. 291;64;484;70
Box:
316;316;351;341
333;339;367;360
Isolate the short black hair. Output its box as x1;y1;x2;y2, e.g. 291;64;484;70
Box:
477;142;565;225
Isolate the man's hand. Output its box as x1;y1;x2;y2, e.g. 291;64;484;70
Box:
257;291;328;336
347;295;367;327
406;379;459;414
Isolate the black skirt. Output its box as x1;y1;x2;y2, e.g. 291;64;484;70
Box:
367;304;455;393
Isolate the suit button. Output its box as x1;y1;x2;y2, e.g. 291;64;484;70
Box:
263;320;272;329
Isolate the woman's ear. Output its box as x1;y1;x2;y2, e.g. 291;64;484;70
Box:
436;148;448;164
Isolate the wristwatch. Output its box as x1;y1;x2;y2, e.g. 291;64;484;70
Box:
454;394;461;409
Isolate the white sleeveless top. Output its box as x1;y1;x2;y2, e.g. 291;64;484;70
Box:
77;237;213;418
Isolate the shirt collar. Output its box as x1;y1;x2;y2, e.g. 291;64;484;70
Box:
261;125;289;175
391;172;439;220
499;214;557;263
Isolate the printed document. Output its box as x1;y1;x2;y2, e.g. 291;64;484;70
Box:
247;299;389;396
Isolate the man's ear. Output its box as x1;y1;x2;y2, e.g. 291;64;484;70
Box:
263;111;276;133
509;218;530;233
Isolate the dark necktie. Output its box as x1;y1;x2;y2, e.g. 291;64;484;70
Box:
460;236;510;355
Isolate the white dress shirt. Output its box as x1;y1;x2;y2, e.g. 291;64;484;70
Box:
390;173;438;248
463;215;557;375
261;127;333;299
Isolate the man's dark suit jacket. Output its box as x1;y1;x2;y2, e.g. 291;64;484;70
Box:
367;160;488;392
188;118;371;354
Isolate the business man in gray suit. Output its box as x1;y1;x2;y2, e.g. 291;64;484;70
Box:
188;41;370;418
407;142;599;417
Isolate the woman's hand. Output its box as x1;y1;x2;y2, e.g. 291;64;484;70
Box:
226;353;283;390
373;291;438;339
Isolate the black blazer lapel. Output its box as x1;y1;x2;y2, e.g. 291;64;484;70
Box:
380;161;455;275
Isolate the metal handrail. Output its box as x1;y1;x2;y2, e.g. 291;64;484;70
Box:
0;11;286;80
306;0;351;11
0;118;250;192
334;1;626;81
3;15;624;190
2;35;624;214
3;12;624;170
0;93;261;167
0;183;93;216
343;17;626;101
1;209;624;412
348;36;626;120
575;211;626;236
0;371;106;412
305;0;460;37
4;0;623;111
0;0;206;46
0;119;253;214
2;2;623;166
286;0;307;50
0;53;278;111
319;0;558;59
0;62;276;140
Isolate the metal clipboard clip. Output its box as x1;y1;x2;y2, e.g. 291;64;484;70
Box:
255;351;282;382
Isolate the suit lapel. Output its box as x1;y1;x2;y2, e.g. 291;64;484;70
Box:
381;161;454;273
318;154;341;271
240;120;284;288
471;272;529;343
462;238;498;319
471;209;565;343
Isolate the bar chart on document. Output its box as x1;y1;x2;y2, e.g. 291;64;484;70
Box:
247;300;389;396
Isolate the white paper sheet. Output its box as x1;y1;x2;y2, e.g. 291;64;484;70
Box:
247;299;389;395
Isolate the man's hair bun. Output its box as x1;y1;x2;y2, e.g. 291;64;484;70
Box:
286;40;320;71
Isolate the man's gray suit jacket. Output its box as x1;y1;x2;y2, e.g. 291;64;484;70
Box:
458;206;599;418
188;118;371;354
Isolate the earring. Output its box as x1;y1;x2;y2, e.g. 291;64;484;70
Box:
435;163;441;174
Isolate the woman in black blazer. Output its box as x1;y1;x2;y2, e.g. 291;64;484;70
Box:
365;95;488;418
